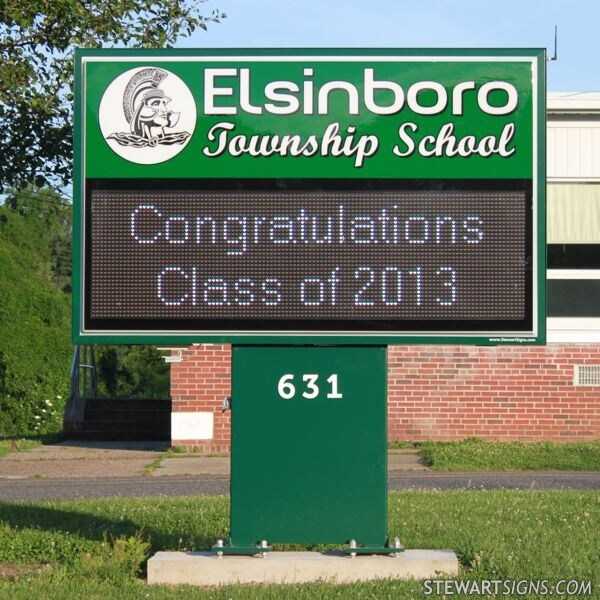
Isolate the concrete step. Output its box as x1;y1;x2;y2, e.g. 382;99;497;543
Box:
80;420;170;433
85;398;171;411
85;408;171;421
65;430;170;442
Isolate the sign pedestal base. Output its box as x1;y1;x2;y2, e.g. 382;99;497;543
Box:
147;550;460;586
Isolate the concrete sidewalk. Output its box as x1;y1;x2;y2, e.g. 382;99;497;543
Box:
0;441;167;479
151;448;427;477
0;442;427;480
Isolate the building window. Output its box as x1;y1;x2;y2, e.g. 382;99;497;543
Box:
547;183;600;318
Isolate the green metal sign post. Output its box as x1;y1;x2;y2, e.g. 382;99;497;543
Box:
74;48;546;553
227;345;388;553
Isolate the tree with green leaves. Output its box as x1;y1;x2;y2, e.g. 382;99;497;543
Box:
96;345;169;399
0;0;225;192
0;187;73;435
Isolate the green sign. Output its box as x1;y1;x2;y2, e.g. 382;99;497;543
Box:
74;48;546;344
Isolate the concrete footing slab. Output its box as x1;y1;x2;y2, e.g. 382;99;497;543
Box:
147;550;459;586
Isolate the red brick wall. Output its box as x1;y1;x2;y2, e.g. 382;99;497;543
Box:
388;345;599;442
170;344;600;450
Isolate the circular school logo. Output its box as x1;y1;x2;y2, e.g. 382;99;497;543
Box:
99;66;196;165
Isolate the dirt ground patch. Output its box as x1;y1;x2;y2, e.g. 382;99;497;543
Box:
0;563;48;580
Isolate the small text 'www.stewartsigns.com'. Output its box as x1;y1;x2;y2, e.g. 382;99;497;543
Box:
424;579;593;596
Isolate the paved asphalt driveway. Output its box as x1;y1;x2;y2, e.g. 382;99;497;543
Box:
1;471;600;503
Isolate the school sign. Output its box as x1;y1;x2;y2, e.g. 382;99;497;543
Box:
73;48;546;344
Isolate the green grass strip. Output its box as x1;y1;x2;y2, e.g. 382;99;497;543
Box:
0;490;598;598
417;439;600;471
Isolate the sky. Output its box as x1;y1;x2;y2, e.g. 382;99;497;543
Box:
181;0;599;92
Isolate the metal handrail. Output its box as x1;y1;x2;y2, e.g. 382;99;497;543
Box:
64;345;97;425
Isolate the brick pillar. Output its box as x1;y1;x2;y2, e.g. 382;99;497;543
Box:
169;344;231;452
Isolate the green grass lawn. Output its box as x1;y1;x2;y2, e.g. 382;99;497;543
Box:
415;439;600;471
0;490;598;598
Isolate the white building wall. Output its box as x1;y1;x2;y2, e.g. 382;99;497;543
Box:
546;93;600;342
547;120;600;180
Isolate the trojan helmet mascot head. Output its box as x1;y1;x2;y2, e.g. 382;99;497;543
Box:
122;68;180;139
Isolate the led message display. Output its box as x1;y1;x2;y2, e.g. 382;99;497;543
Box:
86;182;530;333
